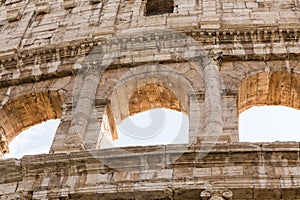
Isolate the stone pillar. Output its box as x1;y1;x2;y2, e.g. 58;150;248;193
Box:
84;103;107;149
66;66;101;151
0;127;9;158
203;59;223;141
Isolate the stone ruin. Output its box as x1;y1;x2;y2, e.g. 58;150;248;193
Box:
0;0;300;199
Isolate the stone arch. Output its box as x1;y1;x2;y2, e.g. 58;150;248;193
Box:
0;76;72;156
221;60;300;93
96;63;198;148
69;30;224;152
128;83;180;116
98;62;205;105
219;61;300;143
0;90;64;157
109;64;193;125
238;72;300;115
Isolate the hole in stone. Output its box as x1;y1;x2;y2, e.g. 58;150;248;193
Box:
145;0;174;16
3;119;60;159
239;106;300;142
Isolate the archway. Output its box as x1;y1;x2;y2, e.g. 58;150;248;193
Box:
3;119;60;159
70;29;224;151
238;72;300;141
239;106;300;142
0;91;64;158
98;82;190;149
114;108;189;147
238;72;300;113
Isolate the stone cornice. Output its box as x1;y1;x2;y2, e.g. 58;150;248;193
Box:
0;142;299;199
0;27;300;87
186;26;300;45
0;39;99;70
0;26;299;64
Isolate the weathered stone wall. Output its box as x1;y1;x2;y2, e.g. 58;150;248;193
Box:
0;0;299;65
0;0;299;53
1;142;300;199
0;0;299;199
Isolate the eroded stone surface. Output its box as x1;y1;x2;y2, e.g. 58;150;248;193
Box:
0;143;299;199
0;0;299;199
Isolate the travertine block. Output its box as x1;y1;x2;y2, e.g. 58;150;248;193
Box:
90;0;102;3
64;0;75;9
35;1;50;14
6;8;21;22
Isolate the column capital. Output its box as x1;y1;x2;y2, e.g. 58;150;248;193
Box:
202;50;223;69
200;189;233;200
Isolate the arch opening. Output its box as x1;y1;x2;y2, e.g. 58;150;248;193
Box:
238;72;300;142
0;90;64;158
114;108;189;147
98;82;190;149
239;106;300;142
3;119;60;159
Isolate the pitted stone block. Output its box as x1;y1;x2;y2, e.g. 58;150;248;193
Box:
35;1;50;14
6;8;21;22
64;0;75;9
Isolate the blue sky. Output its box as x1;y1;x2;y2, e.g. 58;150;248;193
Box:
3;106;300;159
